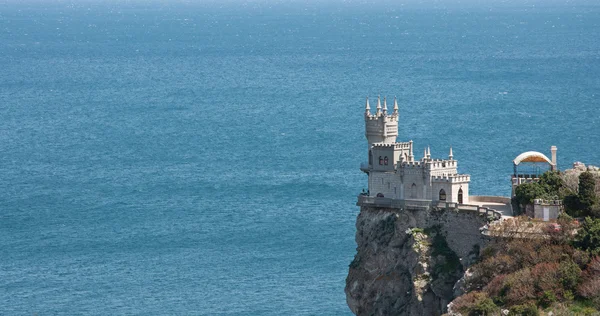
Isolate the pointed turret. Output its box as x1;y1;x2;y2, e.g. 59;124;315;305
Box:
427;146;431;159
365;97;371;116
376;95;382;116
393;96;399;116
423;148;427;160
382;97;388;115
449;146;454;160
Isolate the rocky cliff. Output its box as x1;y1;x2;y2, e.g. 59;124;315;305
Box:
345;207;490;316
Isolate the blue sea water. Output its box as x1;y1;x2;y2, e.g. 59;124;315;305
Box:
0;0;599;314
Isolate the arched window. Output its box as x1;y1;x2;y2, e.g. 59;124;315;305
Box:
411;183;417;198
379;156;383;165
384;156;388;165
369;150;373;165
439;189;446;201
458;188;464;204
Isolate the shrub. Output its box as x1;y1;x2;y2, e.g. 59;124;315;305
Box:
451;291;489;314
509;303;538;316
558;260;582;291
483;274;507;299
531;262;561;294
578;257;600;301
568;300;600;315
538;290;557;308
469;297;498;316
504;269;536;306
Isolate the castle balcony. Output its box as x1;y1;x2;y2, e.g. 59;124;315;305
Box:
357;195;504;221
360;162;370;173
356;195;431;210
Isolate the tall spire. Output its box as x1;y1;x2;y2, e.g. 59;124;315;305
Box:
427;146;431;159
376;95;382;116
365;96;371;115
393;96;399;115
449;146;453;160
382;97;388;115
424;148;427;160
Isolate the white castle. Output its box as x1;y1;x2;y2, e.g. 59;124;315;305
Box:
360;96;470;204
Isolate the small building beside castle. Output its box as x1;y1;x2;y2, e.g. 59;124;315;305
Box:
360;96;470;204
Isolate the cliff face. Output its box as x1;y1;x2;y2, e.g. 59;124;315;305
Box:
345;207;489;316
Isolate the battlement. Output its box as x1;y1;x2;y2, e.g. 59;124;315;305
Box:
372;142;411;149
427;159;457;169
365;113;398;121
431;174;471;183
401;161;424;168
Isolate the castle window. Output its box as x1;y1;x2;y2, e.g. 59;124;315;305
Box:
369;150;373;165
439;189;446;201
384;156;388;165
411;183;417;198
379;156;383;165
458;188;464;204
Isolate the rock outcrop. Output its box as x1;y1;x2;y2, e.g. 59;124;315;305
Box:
562;162;600;195
346;207;490;316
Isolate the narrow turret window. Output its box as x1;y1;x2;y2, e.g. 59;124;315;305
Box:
439;189;446;201
384;156;388;165
379;156;383;165
411;183;417;198
458;188;464;204
369;150;373;165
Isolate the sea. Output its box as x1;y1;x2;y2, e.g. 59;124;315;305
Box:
0;0;599;314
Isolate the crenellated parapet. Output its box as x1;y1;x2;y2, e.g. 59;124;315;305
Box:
426;159;458;169
365;96;399;147
372;142;411;149
431;174;471;183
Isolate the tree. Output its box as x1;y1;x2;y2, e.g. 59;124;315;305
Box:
515;182;548;208
565;172;600;218
539;171;567;199
573;217;600;256
579;172;599;215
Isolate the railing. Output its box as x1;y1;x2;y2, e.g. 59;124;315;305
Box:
356;195;431;209
360;162;370;172
357;195;503;221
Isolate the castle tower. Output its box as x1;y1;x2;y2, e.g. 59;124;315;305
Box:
365;95;399;148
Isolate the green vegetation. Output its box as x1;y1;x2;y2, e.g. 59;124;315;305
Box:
514;170;600;218
451;217;600;315
424;225;462;277
574;217;600;256
514;171;568;215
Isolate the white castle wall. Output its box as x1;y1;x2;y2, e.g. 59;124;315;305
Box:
369;172;400;198
363;95;470;204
